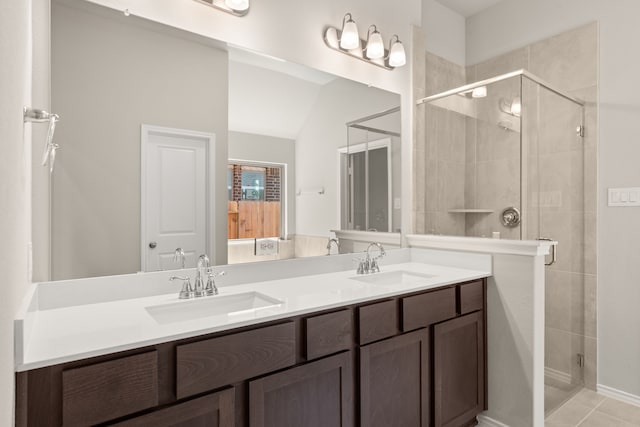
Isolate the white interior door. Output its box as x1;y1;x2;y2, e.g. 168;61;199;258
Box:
141;125;212;271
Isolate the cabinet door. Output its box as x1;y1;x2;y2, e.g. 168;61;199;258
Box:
108;388;234;426
360;328;430;427
249;351;354;427
434;311;484;427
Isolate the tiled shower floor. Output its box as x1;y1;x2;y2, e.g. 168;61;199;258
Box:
545;388;640;426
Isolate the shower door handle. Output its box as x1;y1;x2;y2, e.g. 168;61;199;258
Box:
537;238;556;266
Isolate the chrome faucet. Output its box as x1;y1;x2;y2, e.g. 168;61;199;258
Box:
366;242;386;273
326;238;340;255
356;242;386;274
173;247;186;269
170;275;194;299
194;254;210;297
169;253;223;299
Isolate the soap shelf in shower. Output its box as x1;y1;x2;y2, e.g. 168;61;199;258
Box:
448;209;494;214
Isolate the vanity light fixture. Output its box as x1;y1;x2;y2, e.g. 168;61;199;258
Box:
323;13;406;70
499;96;522;117
387;35;406;67
471;86;487;98
365;25;384;59
193;0;250;17
340;13;360;50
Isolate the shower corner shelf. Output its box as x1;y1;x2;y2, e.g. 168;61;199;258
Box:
447;209;494;214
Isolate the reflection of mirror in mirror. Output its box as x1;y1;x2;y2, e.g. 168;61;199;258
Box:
43;0;400;281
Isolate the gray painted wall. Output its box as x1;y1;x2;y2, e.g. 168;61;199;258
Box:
228;131;296;236
0;0;32;424
51;1;229;279
467;0;640;398
296;78;400;237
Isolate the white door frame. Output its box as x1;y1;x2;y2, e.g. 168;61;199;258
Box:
337;137;392;232
140;124;216;272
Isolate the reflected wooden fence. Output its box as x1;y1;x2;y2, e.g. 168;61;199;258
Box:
228;201;281;239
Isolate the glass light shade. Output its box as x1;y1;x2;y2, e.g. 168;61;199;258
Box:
388;40;406;67
340;19;360;50
511;96;522;116
472;86;487;98
365;30;384;59
225;0;249;11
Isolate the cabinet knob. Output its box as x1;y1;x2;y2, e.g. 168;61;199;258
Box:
148;241;157;249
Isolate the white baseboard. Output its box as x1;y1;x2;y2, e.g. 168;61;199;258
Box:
597;384;640;407
477;414;511;427
545;367;572;385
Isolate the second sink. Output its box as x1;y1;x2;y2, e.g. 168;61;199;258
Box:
146;291;284;324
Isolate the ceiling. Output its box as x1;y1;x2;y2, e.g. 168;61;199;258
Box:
435;0;505;17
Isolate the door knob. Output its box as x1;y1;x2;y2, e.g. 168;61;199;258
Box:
149;241;157;249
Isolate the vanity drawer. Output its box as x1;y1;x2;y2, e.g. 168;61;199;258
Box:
459;280;484;315
108;388;235;426
358;299;398;345
176;322;296;399
62;350;158;426
402;287;456;331
305;309;353;360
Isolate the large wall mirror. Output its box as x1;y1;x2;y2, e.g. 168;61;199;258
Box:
44;0;401;280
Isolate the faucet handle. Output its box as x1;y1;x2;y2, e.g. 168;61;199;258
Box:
370;258;380;273
205;269;224;296
353;256;370;274
170;276;194;299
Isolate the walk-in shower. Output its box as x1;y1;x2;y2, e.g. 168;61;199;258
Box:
416;69;587;414
340;106;402;233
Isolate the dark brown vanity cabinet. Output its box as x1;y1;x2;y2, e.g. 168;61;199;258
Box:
434;311;485;427
16;278;486;427
360;328;430;427
249;351;354;427
109;389;235;427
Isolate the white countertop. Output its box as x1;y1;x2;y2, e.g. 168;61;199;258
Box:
15;249;491;371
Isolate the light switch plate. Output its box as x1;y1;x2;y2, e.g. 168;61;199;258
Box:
608;187;640;207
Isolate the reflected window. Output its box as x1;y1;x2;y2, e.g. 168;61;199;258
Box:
227;163;283;239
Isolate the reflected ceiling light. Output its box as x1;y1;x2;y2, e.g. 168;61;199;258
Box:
365;25;384;59
500;96;522;117
225;0;249;11
340;13;360;50
193;0;250;17
510;96;522;116
323;14;406;70
387;35;406;67
471;86;487;98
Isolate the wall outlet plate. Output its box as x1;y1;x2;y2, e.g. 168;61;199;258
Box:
255;238;279;256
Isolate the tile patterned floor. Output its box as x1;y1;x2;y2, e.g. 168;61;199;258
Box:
546;378;582;416
546;388;640;426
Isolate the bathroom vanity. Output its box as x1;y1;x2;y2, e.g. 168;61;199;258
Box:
15;249;490;426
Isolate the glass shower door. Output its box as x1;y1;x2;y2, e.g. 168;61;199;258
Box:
523;76;586;412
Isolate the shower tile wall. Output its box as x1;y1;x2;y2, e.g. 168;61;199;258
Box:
417;22;598;389
466;22;598;389
464;76;522;240
414;52;466;235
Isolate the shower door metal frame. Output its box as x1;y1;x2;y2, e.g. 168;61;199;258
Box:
416;69;585;107
341;106;401;232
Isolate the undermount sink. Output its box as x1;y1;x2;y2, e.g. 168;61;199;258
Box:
350;270;437;286
146;291;284;324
